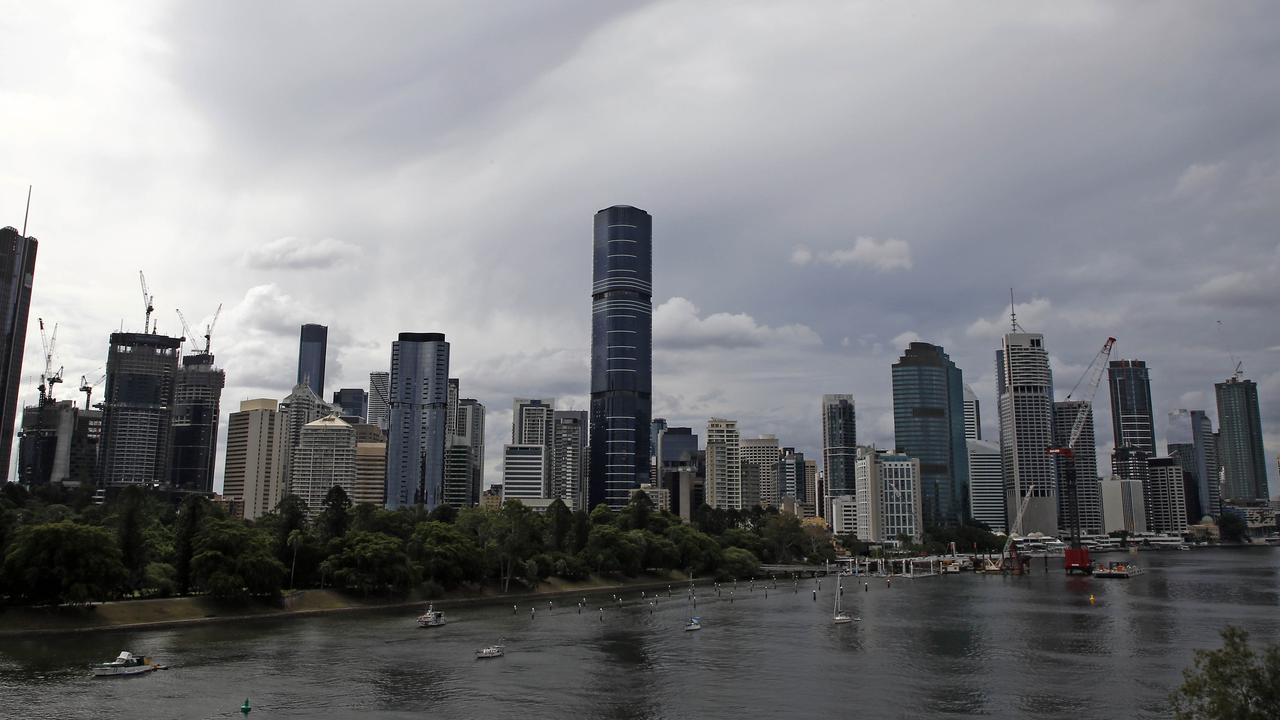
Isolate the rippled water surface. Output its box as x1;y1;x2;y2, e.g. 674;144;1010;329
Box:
2;548;1277;719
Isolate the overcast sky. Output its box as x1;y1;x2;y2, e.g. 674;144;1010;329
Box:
3;1;1277;495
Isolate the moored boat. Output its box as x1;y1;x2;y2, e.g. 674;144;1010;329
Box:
92;651;159;677
1093;561;1144;578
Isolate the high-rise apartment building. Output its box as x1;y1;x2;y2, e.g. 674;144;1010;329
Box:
963;384;981;441
822;394;857;499
892;342;969;527
222;399;285;520
804;459;818;512
741;435;780;506
1167;409;1220;519
502;444;547;501
367;371;390;430
589;205;653;509
98;332;182;487
966;439;1005;532
855;448;923;544
705;418;741;510
1052;400;1103;536
552;410;588;509
443;398;485;508
1214;376;1269;502
777;447;805;503
281;383;332;494
169;352;224;493
1145;458;1189;535
291;414;356;514
332;388;367;421
0;226;37;484
296;324;328;398
997;332;1057;535
513;398;555;447
385;332;450;509
352;423;387;507
1107;359;1157;456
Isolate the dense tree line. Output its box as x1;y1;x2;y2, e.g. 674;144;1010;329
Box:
0;483;845;607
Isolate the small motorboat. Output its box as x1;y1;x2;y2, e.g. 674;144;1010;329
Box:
684;617;702;632
1094;561;1144;578
476;639;505;659
417;604;446;628
93;651;160;677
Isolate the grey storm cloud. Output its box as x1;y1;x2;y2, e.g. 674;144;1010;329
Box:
3;0;1279;492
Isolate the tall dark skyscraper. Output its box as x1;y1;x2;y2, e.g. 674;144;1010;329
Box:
98;332;182;487
589;205;653;510
169;351;225;493
892;342;969;527
1215;376;1269;502
296;324;328;398
385;332;450;509
1107;359;1156;455
822;394;857;500
0;226;37;484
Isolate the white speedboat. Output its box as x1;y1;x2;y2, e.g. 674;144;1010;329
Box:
416;604;446;628
93;651;159;677
475;644;505;659
685;617;702;632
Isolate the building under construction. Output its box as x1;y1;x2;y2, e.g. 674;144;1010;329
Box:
97;331;182;487
169;351;225;493
17;399;101;487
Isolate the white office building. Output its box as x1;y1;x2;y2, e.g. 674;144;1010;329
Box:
1100;476;1147;534
997;332;1058;535
502;444;548;502
855;449;923;545
829;495;858;536
966;439;1005;532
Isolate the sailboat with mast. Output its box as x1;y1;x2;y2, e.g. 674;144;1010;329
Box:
833;577;857;624
685;570;701;631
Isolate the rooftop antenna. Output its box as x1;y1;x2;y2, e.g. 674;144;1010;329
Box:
22;185;31;236
1009;288;1023;332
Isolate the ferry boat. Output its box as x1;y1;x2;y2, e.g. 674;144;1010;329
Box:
1144;535;1188;550
416;604;446;628
1093;561;1144;578
92;651;160;677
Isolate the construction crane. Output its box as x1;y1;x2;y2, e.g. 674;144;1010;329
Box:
986;487;1036;573
37;318;63;404
176;304;223;355
1048;336;1116;575
79;372;105;411
139;271;155;334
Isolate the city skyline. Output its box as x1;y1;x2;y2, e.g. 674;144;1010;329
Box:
3;3;1279;497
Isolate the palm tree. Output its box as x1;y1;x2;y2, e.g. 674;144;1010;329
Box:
287;530;304;590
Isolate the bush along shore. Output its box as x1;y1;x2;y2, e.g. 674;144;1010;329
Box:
0;572;697;636
1;483;849;631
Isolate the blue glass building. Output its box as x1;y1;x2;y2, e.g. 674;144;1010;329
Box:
892;342;969;527
385;332;450;509
589;206;653;509
296;324;328;398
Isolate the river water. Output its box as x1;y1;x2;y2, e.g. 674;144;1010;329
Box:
2;548;1277;719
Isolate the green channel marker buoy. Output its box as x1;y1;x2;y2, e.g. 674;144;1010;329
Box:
241;698;251;715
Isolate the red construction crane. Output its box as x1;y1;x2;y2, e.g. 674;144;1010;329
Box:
1049;336;1116;574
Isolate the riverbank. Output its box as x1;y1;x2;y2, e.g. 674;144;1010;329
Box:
0;571;694;637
